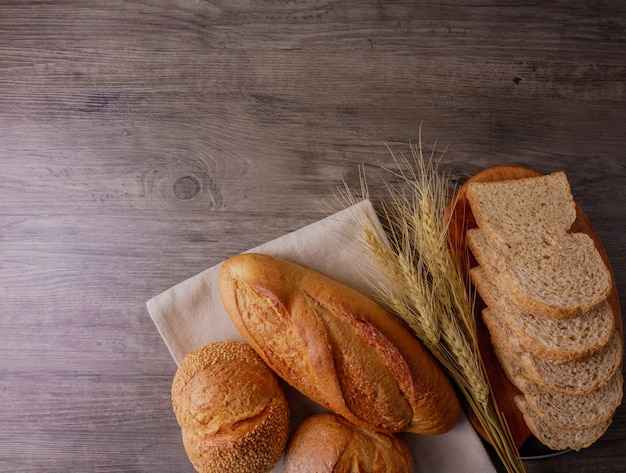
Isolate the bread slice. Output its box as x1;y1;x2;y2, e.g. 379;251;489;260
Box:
482;308;622;395
467;171;576;246
466;173;612;318
514;372;623;431
514;396;613;451
471;266;614;363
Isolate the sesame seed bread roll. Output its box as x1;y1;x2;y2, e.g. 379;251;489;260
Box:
171;341;290;473
283;413;413;473
218;253;460;435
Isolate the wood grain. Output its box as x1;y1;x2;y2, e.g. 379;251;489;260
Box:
1;1;625;472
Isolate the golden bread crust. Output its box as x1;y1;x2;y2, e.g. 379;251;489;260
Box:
171;341;290;473
218;253;460;435
284;413;413;473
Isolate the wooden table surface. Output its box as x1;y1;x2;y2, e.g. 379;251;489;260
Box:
2;1;624;472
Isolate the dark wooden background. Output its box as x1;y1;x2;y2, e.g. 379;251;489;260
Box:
1;1;624;472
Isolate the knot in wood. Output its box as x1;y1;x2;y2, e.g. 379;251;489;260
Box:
173;175;202;201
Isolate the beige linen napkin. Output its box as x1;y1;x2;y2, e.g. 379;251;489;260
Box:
147;199;496;473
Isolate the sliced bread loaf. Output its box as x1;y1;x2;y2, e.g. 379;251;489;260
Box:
466;174;611;318
467;226;611;319
514;372;623;431
514;395;613;451
482;308;622;396
464;170;621;452
471;266;614;363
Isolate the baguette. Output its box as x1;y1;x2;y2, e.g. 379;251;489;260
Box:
218;253;460;435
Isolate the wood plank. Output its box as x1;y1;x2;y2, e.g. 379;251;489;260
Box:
1;1;624;472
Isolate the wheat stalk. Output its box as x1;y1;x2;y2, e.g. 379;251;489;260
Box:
343;135;525;473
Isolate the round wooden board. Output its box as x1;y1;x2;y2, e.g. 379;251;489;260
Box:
446;165;623;452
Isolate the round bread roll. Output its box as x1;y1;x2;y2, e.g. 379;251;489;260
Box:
172;341;290;473
283;413;413;473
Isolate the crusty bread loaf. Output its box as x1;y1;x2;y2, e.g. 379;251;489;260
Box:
471;266;614;363
218;253;460;435
466;173;611;318
482;308;622;396
514;396;613;451
171;341;290;473
283;413;413;473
